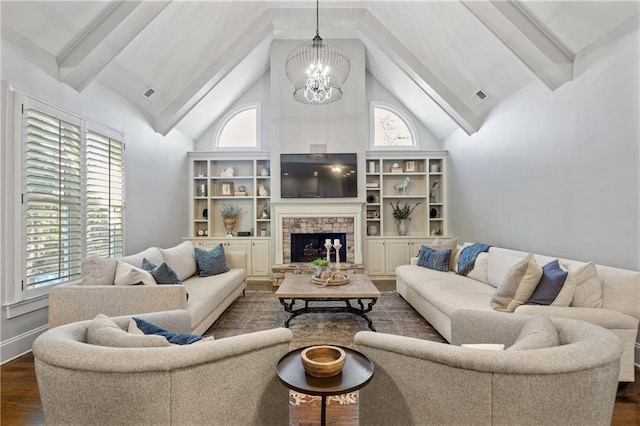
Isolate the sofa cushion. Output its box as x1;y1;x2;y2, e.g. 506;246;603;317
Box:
525;260;573;306
417;246;451;272
81;256;118;285
132;317;202;345
87;314;170;348
396;265;495;316
160;241;197;281
120;247;164;269
142;259;182;284
507;316;560;351
114;261;157;286
491;254;542;312
195;244;229;277
569;262;603;308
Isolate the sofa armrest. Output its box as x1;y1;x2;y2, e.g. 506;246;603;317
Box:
225;251;247;270
48;284;187;328
450;309;532;346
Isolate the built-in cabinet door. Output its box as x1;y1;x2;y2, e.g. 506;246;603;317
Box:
250;240;270;277
224;240;252;276
386;240;410;275
408;239;432;260
366;240;386;276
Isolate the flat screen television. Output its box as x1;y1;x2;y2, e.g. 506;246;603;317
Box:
281;153;358;198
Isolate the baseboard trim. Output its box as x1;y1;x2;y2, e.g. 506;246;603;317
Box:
0;324;48;365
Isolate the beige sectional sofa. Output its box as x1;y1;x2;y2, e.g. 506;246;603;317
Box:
396;244;639;381
34;310;292;425
48;241;246;334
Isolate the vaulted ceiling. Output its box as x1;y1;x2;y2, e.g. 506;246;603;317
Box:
2;1;638;140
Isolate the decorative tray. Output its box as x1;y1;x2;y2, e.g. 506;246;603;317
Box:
311;273;350;286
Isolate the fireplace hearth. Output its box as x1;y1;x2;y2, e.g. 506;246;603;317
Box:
291;233;347;263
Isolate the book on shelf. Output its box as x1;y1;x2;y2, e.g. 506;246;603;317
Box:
390;168;403;173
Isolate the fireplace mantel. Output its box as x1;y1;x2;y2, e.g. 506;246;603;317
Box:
272;202;365;264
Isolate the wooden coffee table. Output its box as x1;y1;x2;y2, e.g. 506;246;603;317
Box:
275;274;381;331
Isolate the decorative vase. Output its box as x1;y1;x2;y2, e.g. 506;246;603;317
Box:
313;265;326;278
396;219;408;236
223;217;237;237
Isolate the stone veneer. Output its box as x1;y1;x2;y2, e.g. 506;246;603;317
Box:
282;217;355;264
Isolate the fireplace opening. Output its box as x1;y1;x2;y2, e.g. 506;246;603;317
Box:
291;233;347;263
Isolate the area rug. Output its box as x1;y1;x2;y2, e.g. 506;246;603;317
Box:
205;291;446;349
205;291;446;414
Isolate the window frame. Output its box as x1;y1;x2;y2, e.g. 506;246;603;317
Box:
214;103;262;151
9;92;125;306
369;102;418;150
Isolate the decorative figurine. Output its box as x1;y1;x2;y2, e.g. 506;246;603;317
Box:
219;167;234;177
394;177;410;195
258;184;269;196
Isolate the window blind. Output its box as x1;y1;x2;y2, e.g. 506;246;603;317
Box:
86;130;124;258
25;109;82;288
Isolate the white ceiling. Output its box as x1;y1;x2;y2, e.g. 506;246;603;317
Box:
2;1;638;140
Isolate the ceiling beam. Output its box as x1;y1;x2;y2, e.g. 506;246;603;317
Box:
359;10;481;135
57;0;171;91
462;0;573;91
155;11;275;136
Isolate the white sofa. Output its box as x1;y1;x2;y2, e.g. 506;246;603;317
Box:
49;241;246;334
396;244;639;382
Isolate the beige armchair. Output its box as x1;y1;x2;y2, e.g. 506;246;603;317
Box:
355;309;623;426
33;310;293;426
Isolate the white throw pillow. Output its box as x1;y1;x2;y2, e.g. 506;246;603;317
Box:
160;241;197;281
114;261;156;286
491;254;542;312
467;252;490;283
461;343;505;351
568;262;603;308
487;251;526;288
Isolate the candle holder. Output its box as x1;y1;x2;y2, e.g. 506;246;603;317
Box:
333;241;342;265
324;243;333;263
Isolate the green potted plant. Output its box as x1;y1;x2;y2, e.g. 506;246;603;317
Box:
220;204;243;236
312;258;330;278
389;201;421;236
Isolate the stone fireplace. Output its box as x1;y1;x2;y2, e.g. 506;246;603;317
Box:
273;202;364;264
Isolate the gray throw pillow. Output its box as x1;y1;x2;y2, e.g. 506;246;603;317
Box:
507;316;560;351
195;244;229;277
141;258;182;284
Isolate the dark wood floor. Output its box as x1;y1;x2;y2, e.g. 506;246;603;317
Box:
1;351;638;425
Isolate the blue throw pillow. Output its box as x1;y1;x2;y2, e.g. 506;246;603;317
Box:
417;246;451;272
141;258;182;284
525;260;568;305
132;317;202;345
195;244;229;277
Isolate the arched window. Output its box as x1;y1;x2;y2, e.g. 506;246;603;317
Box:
215;104;261;150
370;103;417;149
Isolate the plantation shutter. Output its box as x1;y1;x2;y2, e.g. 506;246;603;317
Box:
86;130;124;258
24;108;82;289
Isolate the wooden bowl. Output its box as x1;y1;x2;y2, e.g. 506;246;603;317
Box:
300;346;346;378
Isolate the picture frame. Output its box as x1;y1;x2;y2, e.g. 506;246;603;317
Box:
404;161;416;172
366;209;379;219
220;182;234;196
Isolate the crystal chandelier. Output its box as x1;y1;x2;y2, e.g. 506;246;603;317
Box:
285;0;350;104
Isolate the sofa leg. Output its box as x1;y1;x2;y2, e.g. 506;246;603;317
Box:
243;289;246;297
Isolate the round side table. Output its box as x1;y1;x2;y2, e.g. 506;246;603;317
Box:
276;346;374;426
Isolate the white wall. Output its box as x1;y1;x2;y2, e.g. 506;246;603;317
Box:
0;40;193;363
444;27;639;271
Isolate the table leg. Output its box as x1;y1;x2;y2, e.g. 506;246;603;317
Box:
321;394;327;426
